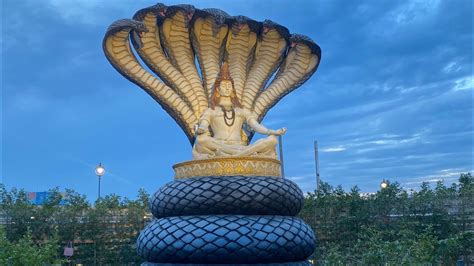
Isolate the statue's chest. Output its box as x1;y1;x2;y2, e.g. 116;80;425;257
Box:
210;110;245;130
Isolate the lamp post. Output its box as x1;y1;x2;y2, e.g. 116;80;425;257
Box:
380;179;389;189
95;163;105;200
314;141;320;194
142;215;148;228
278;135;285;178
93;163;105;265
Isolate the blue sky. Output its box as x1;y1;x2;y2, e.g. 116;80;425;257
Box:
2;0;472;200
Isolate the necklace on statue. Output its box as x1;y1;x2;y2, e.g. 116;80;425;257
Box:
220;105;235;127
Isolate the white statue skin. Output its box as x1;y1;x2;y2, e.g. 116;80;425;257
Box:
193;80;286;159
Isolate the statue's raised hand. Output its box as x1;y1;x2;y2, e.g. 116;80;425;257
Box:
268;127;286;136
276;127;287;135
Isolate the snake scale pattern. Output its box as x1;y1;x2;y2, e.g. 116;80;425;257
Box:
137;176;316;264
103;3;321;144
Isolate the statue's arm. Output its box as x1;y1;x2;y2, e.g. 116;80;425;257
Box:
196;109;211;135
246;110;286;136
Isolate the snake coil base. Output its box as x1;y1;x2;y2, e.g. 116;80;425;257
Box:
150;176;304;218
137;176;316;264
138;215;315;264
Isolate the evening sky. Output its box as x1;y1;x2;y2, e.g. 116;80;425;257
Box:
2;0;472;200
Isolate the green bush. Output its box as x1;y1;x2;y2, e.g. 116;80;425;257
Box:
0;226;63;265
300;173;473;264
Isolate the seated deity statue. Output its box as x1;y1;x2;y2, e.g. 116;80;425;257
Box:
193;63;286;160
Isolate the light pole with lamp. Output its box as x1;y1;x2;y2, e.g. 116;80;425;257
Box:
142;215;148;228
95;163;105;200
380;179;389;189
379;179;390;225
94;163;105;265
314;140;321;194
278;135;285;178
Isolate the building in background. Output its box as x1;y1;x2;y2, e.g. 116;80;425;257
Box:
27;191;68;205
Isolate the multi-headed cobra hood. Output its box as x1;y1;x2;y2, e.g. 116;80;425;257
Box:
103;3;321;145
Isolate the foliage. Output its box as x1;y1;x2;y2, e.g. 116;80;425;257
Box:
0;226;63;265
0;173;472;264
0;185;150;265
300;173;473;265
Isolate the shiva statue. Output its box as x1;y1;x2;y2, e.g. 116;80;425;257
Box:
193;63;286;159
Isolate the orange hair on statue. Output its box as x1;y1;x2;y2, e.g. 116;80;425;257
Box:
210;62;242;109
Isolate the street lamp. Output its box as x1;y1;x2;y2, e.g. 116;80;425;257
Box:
142;215;148;228
278;135;285;178
95;163;105;199
380;179;389;189
314;141;321;194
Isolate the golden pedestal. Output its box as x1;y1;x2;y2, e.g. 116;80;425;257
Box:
173;157;282;179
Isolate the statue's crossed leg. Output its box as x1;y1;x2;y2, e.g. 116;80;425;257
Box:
235;135;278;158
194;134;278;159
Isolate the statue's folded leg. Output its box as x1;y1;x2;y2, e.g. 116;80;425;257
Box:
194;135;242;158
235;135;278;158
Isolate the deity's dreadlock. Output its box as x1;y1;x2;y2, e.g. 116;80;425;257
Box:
210;62;242;109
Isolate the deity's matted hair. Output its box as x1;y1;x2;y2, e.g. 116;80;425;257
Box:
210;62;242;109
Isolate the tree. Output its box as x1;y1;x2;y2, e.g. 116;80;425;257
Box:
0;226;63;265
299;173;474;264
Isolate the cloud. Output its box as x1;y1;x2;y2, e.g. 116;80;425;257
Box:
321;146;346;153
40;0;134;25
390;0;441;26
443;61;463;74
319;131;427;154
403;178;443;185
287;175;313;182
402;168;471;186
453;76;473;91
